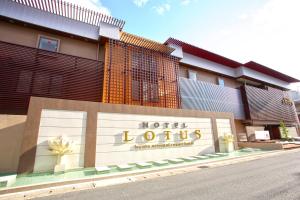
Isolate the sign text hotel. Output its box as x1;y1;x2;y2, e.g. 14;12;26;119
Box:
123;122;202;149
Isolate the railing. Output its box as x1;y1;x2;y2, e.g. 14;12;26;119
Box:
0;41;104;114
11;0;125;29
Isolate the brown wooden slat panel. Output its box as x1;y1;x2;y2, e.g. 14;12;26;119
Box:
0;41;104;114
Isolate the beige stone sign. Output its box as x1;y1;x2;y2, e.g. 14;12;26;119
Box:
95;112;215;166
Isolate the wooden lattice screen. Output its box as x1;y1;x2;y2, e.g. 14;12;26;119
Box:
103;39;181;109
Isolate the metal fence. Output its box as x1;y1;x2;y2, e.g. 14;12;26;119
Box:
12;0;125;29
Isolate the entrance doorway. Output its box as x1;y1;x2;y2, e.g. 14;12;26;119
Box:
265;125;281;140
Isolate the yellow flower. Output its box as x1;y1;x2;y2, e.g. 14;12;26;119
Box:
48;136;74;156
223;134;234;144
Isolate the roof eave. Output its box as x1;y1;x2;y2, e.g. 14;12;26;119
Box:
166;37;300;83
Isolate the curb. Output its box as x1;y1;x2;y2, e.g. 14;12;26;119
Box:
1;149;299;200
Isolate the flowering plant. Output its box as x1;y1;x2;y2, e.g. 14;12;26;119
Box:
48;136;74;155
223;134;234;144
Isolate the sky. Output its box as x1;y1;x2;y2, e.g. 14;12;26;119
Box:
64;0;300;90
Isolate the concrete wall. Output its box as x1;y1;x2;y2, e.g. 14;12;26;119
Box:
216;119;236;152
96;113;214;166
18;97;236;173
246;126;265;141
235;120;247;141
0;115;26;173
180;52;290;89
0;0;100;40
0;21;99;60
236;67;290;90
33;110;86;172
238;142;283;150
181;52;237;78
179;65;241;89
281;127;299;138
295;103;300;111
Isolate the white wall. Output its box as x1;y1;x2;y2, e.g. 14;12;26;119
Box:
181;52;237;77
280;127;299;138
246;126;265;141
99;22;120;40
96;112;215;166
34;109;86;172
0;0;99;40
235;67;290;89
216;119;233;152
180;52;291;89
167;43;183;58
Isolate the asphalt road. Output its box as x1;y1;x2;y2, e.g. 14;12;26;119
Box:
37;150;300;200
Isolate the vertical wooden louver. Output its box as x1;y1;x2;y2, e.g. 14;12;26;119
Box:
103;39;181;109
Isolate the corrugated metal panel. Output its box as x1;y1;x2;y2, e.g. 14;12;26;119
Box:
0;41;104;114
180;78;245;119
243;85;299;124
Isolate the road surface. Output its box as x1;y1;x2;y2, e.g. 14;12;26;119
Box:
37;150;300;200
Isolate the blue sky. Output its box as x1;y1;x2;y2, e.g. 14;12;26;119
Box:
65;0;300;89
103;0;265;43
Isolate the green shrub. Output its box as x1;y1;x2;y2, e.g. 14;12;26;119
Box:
279;121;290;140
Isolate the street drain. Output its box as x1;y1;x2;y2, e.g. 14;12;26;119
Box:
198;165;210;168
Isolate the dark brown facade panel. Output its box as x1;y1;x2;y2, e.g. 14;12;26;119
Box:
0;41;104;114
102;39;181;109
242;85;299;124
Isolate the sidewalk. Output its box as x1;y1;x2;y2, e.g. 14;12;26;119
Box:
1;148;299;200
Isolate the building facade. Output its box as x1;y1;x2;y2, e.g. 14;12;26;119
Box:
0;0;299;173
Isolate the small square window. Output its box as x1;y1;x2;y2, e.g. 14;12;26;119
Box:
38;36;59;52
218;77;225;87
188;70;197;81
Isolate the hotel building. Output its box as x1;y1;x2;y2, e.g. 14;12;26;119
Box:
0;0;299;173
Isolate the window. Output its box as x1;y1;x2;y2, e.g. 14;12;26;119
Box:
188;70;197;81
38;36;59;52
218;77;225;87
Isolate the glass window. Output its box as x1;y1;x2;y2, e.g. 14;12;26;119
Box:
38;36;59;52
188;70;197;81
218;77;225;87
